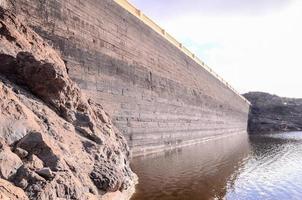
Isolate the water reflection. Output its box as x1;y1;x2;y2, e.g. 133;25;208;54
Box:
131;132;302;200
226;133;302;200
131;134;250;200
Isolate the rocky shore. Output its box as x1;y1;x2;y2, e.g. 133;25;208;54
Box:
0;7;136;200
243;92;302;134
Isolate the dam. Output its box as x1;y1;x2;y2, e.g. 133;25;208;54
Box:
8;0;250;156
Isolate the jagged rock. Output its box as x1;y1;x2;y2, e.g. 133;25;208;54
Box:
0;178;29;200
0;81;42;145
14;165;45;183
36;168;53;179
14;147;28;159
16;131;64;171
96;108;110;124
0;7;136;200
243;92;302;134
90;163;121;192
27;155;44;170
0;143;23;179
17;178;28;189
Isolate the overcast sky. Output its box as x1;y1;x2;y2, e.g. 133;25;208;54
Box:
129;0;302;98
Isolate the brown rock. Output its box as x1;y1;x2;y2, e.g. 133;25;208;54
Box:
90;163;121;192
0;144;23;179
0;178;29;200
16;131;63;171
0;81;42;145
36;167;53;179
14;147;28;158
99;110;110;124
0;7;136;200
17;178;28;189
27;155;44;170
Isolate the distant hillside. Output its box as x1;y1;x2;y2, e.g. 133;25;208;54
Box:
243;92;302;134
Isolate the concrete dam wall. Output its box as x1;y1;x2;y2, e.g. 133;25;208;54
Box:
10;0;250;156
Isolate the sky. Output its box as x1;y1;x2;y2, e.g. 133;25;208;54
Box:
128;0;302;98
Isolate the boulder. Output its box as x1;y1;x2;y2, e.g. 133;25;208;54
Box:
36;168;53;179
14;147;28;159
0;178;28;200
0;144;23;179
27;155;44;170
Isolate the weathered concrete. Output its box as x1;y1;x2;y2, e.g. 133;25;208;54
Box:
8;0;250;156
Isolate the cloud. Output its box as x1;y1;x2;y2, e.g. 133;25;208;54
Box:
130;0;293;18
129;0;302;98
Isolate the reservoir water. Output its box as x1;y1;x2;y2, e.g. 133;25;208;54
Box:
130;132;302;200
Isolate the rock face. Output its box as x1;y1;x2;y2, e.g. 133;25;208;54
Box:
0;7;136;200
243;92;302;134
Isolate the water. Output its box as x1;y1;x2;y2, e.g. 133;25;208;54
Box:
130;132;302;200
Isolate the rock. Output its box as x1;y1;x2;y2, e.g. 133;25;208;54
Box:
36;167;53;179
16;131;63;171
243;92;302;134
0;7;136;200
13;165;45;185
0;81;42;145
103;125;114;136
0;178;29;200
99;110;110;124
27;155;44;170
0;144;23;179
90;163;121;192
14;147;28;158
17;178;28;189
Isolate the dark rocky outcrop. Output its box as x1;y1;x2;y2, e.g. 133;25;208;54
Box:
0;7;136;200
243;92;302;134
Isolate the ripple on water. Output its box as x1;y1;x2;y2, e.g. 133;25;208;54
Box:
131;132;302;200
